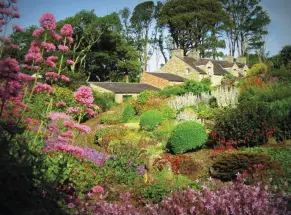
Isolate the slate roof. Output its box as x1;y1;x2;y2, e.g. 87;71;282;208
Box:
178;56;232;76
147;72;186;82
90;82;160;94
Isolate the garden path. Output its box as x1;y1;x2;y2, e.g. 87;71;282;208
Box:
73;115;102;148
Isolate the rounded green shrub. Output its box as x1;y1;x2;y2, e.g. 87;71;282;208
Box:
167;121;207;155
121;105;135;123
140;110;164;131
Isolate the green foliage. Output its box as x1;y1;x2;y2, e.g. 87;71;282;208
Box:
25;92;51;120
159;85;185;97
141;182;172;203
101;113;122;125
152;120;175;141
136;90;159;104
53;87;75;106
181;80;211;95
105;152;142;185
280;45;291;68
92;91;116;112
242;147;291;190
167;121;207;155
248;63;267;76
159;0;227;56
121;105;136;123
200;78;212;86
159;105;176;120
62;72;88;90
210;152;272;181
140;110;164;131
270;67;291;82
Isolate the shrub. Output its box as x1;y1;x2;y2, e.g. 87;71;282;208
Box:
92;91;115;112
53;87;74;106
200;77;212;86
134;98;165;115
168;93;211;111
248;63;268;76
158;105;176;120
152;120;175;141
141;182;172;204
159;85;185;97
121;105;135;123
181;80;211;95
210;152;272;181
100;113;122;125
136;90;159;104
140;110;164;131
167;121;207;155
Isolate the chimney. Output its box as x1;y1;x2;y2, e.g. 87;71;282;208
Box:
171;49;184;58
188;49;200;60
236;56;247;65
223;56;234;63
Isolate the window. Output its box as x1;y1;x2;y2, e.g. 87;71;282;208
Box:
186;68;190;75
207;67;212;76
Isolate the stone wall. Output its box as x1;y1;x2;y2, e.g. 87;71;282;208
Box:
140;72;170;89
159;56;200;81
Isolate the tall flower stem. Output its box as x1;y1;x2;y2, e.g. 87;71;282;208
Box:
58;37;67;75
29;32;48;100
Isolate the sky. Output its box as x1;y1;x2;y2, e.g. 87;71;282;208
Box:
8;0;291;71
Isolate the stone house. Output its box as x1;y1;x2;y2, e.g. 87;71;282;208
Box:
140;72;185;89
158;49;249;86
89;82;160;103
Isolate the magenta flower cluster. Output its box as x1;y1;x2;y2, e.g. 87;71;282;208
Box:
74;86;94;107
45;72;70;83
39;12;56;30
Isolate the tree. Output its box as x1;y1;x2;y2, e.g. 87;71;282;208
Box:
280;45;291;69
119;7;131;39
219;0;270;57
130;1;155;72
159;0;228;57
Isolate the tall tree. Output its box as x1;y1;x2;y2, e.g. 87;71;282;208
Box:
159;0;228;57
219;0;270;57
130;1;155;72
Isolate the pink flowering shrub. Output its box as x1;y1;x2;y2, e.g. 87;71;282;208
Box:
74;86;94;107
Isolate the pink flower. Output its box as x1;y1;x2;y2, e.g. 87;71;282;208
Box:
10;44;19;49
85;108;94;116
25;41;42;62
0;37;12;43
39;13;56;30
74;86;94;107
41;42;56;52
25;118;34;124
58;45;69;52
56;101;66;107
66;60;74;65
74;124;91;134
12;24;23;32
18;73;35;82
32;28;44;37
32;66;40;70
34;82;53;94
47;56;58;62
60;75;70;82
12;5;18;11
67;107;80;114
67;36;74;43
47;112;71;121
50;31;62;41
61;130;74;137
60;24;73;36
0;58;20;80
63;120;75;128
67;203;75;209
92;186;104;194
44;60;56;68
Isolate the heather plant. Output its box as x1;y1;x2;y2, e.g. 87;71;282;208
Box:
167;121;207;155
140;110;164;131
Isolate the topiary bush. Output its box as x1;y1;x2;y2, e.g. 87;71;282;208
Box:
167;121;207;155
140;110;164;131
121;105;135;123
210;152;272;181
